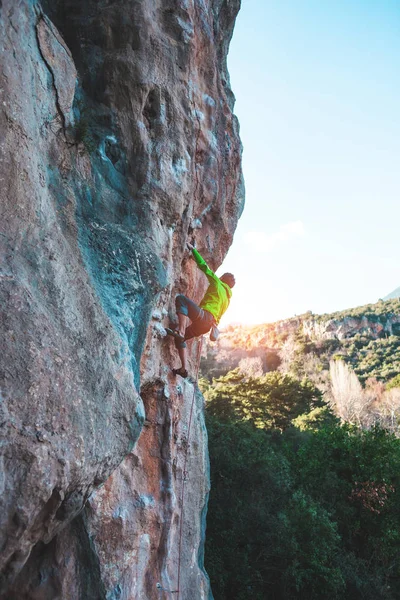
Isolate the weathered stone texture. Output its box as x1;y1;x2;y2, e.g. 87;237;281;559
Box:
0;0;243;598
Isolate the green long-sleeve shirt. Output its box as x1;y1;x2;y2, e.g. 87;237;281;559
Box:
192;248;232;324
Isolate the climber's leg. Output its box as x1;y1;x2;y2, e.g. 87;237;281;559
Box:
172;321;208;378
177;311;188;339
167;295;197;340
170;295;211;378
175;294;202;333
172;327;191;377
177;345;188;374
171;321;198;378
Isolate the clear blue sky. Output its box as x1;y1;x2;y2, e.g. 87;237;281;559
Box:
218;0;400;325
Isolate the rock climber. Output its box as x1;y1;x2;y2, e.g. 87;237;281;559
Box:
166;242;235;378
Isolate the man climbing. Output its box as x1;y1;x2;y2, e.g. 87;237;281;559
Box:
167;242;235;378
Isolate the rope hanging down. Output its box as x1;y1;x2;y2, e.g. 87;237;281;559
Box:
157;337;204;597
176;336;204;599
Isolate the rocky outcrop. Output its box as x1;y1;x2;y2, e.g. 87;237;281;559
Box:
0;0;243;597
302;314;400;341
202;305;400;378
217;310;400;353
267;312;400;342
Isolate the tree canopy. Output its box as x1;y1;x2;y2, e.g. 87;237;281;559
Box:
204;371;400;600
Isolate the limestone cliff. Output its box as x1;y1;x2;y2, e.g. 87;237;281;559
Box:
0;1;244;598
203;301;400;377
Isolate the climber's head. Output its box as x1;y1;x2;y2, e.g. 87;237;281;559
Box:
220;273;235;289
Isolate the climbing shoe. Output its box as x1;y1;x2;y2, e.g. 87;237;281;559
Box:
165;328;185;343
172;367;188;378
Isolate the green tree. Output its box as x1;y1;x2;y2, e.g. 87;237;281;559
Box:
205;370;322;430
205;373;400;599
386;373;400;390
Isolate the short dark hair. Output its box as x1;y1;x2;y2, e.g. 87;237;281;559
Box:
220;273;235;288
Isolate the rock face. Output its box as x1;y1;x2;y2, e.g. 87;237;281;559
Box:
302;314;400;341
0;0;243;598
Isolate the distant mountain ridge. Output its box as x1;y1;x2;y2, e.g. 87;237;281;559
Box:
384;287;400;301
202;297;400;383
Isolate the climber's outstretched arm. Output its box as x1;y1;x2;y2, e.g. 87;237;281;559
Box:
187;243;219;284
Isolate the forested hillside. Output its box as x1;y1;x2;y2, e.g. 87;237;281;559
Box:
202;298;400;385
202;299;400;599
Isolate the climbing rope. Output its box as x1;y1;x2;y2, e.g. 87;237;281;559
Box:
176;335;204;599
